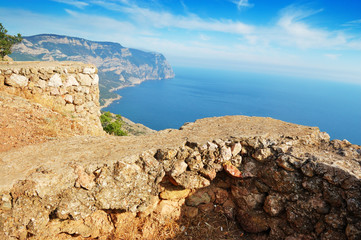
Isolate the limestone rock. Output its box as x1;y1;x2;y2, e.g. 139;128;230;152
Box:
48;73;63;87
78;73;92;86
64;75;79;87
83;67;96;74
5;74;29;87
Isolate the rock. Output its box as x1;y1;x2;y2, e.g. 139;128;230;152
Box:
74;165;95;190
3;55;13;61
223;161;243;178
214;187;229;205
172;171;210;189
35;79;46;89
91;74;99;85
160;188;191;200
83;67;96;74
74;94;85;105
0;193;12;211
231;142;242;156
346;224;361;240
199;166;217;180
301;161;316;177
50;88;60;96
223;199;236;219
237;209;269;233
5;74;29;87
263;193;285;216
252;148;272;161
64;75;79;87
64;94;73;104
231;155;243;168
219;146;232;162
325;212;346;229
231;186;265;211
186;151;203;171
183;206;199;218
276;155;295;171
83;210;114;238
137;195;159;217
186;191;211;206
78;73;93;86
154;200;181;220
198;202;214;212
48;73;63;87
308;196;330;214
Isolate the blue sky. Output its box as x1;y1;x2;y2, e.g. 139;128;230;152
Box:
1;0;361;83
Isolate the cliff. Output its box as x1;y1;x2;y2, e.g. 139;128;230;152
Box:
0;115;360;239
1;62;361;240
10;34;175;105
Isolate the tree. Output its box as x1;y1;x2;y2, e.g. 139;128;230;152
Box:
100;111;127;136
0;23;22;60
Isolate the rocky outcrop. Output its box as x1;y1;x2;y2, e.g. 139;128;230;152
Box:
10;34;175;105
0;61;104;136
0;116;360;239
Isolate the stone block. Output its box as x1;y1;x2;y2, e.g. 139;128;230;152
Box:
5;74;29;87
48;73;63;87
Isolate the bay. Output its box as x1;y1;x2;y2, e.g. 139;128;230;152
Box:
104;66;361;145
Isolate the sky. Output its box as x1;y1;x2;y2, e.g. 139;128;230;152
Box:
0;0;361;83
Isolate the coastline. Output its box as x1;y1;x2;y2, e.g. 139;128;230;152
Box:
100;95;122;109
102;75;175;109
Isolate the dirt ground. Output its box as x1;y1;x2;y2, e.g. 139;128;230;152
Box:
0;92;84;153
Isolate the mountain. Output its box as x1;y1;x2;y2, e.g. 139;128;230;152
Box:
10;34;175;105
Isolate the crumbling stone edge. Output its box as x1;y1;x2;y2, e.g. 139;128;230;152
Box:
1;131;360;239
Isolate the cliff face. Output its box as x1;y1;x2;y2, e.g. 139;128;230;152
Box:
10;34;175;105
0;115;360;239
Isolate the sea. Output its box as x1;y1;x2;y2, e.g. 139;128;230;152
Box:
104;66;361;145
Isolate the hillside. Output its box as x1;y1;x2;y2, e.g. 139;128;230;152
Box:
10;34;175;105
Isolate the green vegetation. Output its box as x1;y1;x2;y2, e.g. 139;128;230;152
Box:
100;111;127;136
0;23;22;59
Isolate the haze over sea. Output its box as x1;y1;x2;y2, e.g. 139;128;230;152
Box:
104;67;361;145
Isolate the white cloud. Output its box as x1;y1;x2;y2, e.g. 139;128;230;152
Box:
325;54;341;60
231;0;254;10
342;19;361;28
2;1;361;84
107;4;254;35
199;34;210;41
274;5;348;49
51;0;89;8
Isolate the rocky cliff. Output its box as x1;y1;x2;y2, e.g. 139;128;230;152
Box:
0;115;360;239
10;34;175;105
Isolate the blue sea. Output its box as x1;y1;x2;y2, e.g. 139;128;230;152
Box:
104;67;361;145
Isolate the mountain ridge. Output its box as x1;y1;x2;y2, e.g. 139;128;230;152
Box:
10;34;175;105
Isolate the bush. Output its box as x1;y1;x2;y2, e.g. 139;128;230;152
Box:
0;23;22;59
100;111;127;136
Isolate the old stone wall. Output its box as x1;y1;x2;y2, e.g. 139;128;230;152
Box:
0;116;360;239
0;61;103;135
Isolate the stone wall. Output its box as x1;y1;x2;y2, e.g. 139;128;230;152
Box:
0;116;360;239
0;61;103;135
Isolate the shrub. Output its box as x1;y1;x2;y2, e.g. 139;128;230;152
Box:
0;23;22;59
100;111;127;136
